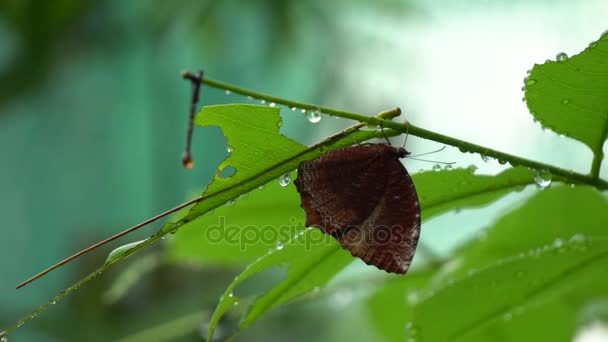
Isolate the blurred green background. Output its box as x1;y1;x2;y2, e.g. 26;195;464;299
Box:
0;0;606;341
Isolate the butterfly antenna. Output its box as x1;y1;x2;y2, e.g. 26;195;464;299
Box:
402;121;410;149
408;145;446;158
16;196;203;289
181;70;204;169
407;157;456;165
379;122;391;145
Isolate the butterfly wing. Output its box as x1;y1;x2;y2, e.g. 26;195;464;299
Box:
294;144;420;274
334;158;420;274
294;145;391;234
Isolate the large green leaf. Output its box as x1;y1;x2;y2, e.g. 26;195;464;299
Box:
206;167;537;340
411;186;608;341
167;174;304;265
524;32;608;152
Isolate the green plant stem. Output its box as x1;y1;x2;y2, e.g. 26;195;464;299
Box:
203;77;608;190
590;122;607;179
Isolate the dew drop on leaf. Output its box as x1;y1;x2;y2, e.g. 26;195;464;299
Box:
226;145;233;153
405;322;421;339
569;234;589;252
432;164;442;171
278;173;291;187
306;110;322;123
260;100;266;104
534;170;552;189
226;199;236;206
1;335;7;342
268;102;276;107
276;241;284;250
556;52;568;62
481;154;494;162
224;90;231;95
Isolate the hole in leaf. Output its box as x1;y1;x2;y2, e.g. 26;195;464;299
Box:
219;166;236;178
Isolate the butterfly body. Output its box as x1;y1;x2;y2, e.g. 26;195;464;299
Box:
294;144;421;274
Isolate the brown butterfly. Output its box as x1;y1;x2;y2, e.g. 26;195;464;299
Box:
294;143;420;274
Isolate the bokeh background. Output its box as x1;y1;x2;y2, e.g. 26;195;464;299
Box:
1;0;606;341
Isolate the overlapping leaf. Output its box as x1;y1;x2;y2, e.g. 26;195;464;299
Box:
207;167;537;340
367;185;608;341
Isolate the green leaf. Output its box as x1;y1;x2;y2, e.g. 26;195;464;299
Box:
414;167;534;220
449;185;608;279
524;33;608;152
207;228;352;341
167;174;304;265
207;167;537;340
366;272;434;342
412;185;608;341
105;239;149;265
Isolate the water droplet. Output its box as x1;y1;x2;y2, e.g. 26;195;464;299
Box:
525;78;537;86
300;109;306;114
432;164;442;171
407;291;420;304
534;170;552;188
226;199;236;206
257;184;265;190
458;146;468;153
260;100;267;104
561;99;570;105
526;69;532;75
405;322;420;338
224;90;231;95
444;164;453;170
552;238;566;252
278;173;291;187
467;164;478;172
290;107;297;111
556;52;568;62
0;335;7;342
276;241;284;250
521;96;526;102
238;193;248;200
569;234;589;252
228;292;234;298
498;159;507;165
331;289;353;307
51;301;56;305
306;111;322;123
247;96;254;100
233;301;239;306
269;102;276;107
589;41;598;48
226;145;233;153
481;155;494;162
